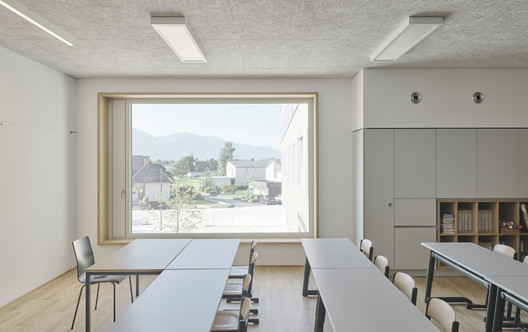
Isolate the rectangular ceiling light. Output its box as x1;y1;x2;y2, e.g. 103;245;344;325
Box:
151;16;206;63
0;0;73;46
370;16;443;62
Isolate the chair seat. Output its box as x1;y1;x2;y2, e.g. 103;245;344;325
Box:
79;274;127;285
229;266;249;277
223;281;243;296
211;311;239;331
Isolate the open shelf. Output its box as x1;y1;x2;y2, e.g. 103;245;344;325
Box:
438;199;528;263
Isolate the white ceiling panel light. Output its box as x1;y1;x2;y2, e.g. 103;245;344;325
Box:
0;0;74;46
370;16;443;62
151;16;206;63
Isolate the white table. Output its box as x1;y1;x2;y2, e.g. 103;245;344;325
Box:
422;242;528;332
312;269;438;331
166;239;240;269
301;238;374;296
106;269;230;332
487;276;528;331
85;239;192;331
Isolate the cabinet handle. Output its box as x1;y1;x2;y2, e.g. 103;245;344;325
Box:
388;203;392;207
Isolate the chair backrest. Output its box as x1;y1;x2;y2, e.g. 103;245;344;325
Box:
247;252;258;295
72;236;95;282
238;297;251;332
426;298;459;332
493;244;516;260
248;241;257;264
523;256;528;264
360;239;374;261
393;272;417;305
241;274;252;297
374;255;390;278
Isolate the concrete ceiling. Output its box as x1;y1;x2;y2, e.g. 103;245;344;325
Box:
0;0;527;78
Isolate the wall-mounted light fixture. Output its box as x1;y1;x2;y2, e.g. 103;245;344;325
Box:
370;16;443;62
151;16;206;63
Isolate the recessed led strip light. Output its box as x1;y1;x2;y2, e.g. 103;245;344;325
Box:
0;0;74;46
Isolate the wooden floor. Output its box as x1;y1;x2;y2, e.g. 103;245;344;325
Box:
0;266;522;331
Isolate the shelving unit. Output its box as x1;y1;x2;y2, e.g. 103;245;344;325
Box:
437;199;528;266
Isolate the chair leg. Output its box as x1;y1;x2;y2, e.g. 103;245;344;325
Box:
94;283;101;310
71;285;85;330
128;276;134;303
113;282;117;322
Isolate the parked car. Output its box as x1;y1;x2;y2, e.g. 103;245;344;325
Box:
260;196;281;205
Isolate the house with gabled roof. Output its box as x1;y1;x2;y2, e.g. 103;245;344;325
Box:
132;157;170;205
226;160;268;186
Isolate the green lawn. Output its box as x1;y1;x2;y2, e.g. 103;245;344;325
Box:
221;189;247;199
174;177;201;187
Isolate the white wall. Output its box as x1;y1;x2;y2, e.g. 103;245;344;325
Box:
76;78;355;265
0;46;76;307
357;68;528;130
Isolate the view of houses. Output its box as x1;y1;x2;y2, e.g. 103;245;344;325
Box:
130;102;309;234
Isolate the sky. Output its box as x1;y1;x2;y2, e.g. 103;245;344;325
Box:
132;103;283;150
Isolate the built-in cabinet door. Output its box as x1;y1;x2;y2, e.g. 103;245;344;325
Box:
395;129;436;198
394;227;436;269
364;129;394;265
436;129;478;198
477;129;519;198
394;199;436;227
520;129;528;198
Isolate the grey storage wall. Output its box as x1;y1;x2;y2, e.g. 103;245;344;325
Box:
394;199;436;227
477;129;519;198
395;129;436;198
364;129;394;264
395;227;436;269
520;129;528;198
436;129;478;198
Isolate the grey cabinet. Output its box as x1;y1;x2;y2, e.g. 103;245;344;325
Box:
520;129;528;198
436;129;478;198
394;227;436;270
477;129;519;198
395;129;436;198
364;129;395;264
395;199;436;227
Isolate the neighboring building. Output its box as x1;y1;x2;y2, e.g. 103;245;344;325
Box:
187;159;218;177
132;157;170;205
249;180;282;197
266;159;282;182
281;104;310;232
226;160;268;186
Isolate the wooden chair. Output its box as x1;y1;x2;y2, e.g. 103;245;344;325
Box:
426;298;460;332
468;243;516;310
360;239;374;261
71;236;133;329
374;255;390;278
392;272;417;305
222;274;258;325
226;252;259;304
229;241;257;279
211;297;251;332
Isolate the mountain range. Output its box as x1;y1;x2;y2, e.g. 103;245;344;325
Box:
132;128;281;161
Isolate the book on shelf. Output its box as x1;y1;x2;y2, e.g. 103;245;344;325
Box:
441;213;455;234
457;210;472;233
521;204;528;230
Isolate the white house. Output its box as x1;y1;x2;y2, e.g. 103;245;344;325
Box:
226;160;268;186
132;162;170;205
266;159;282;182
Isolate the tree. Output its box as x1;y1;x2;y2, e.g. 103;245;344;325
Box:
217;142;235;176
173;154;195;177
153;180;203;233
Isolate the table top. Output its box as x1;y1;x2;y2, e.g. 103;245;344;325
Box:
312;268;438;331
422;242;528;277
166;239;240;270
106;269;229;332
486;276;528;302
301;238;375;269
87;239;192;273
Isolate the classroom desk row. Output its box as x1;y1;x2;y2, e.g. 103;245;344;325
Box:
422;242;528;332
85;239;240;332
301;238;438;331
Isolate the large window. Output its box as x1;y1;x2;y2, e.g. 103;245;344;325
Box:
98;94;317;242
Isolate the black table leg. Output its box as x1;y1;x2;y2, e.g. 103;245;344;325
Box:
314;294;326;332
136;275;140;297
485;284;497;332
492;289;505;332
303;258;318;296
425;251;435;303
